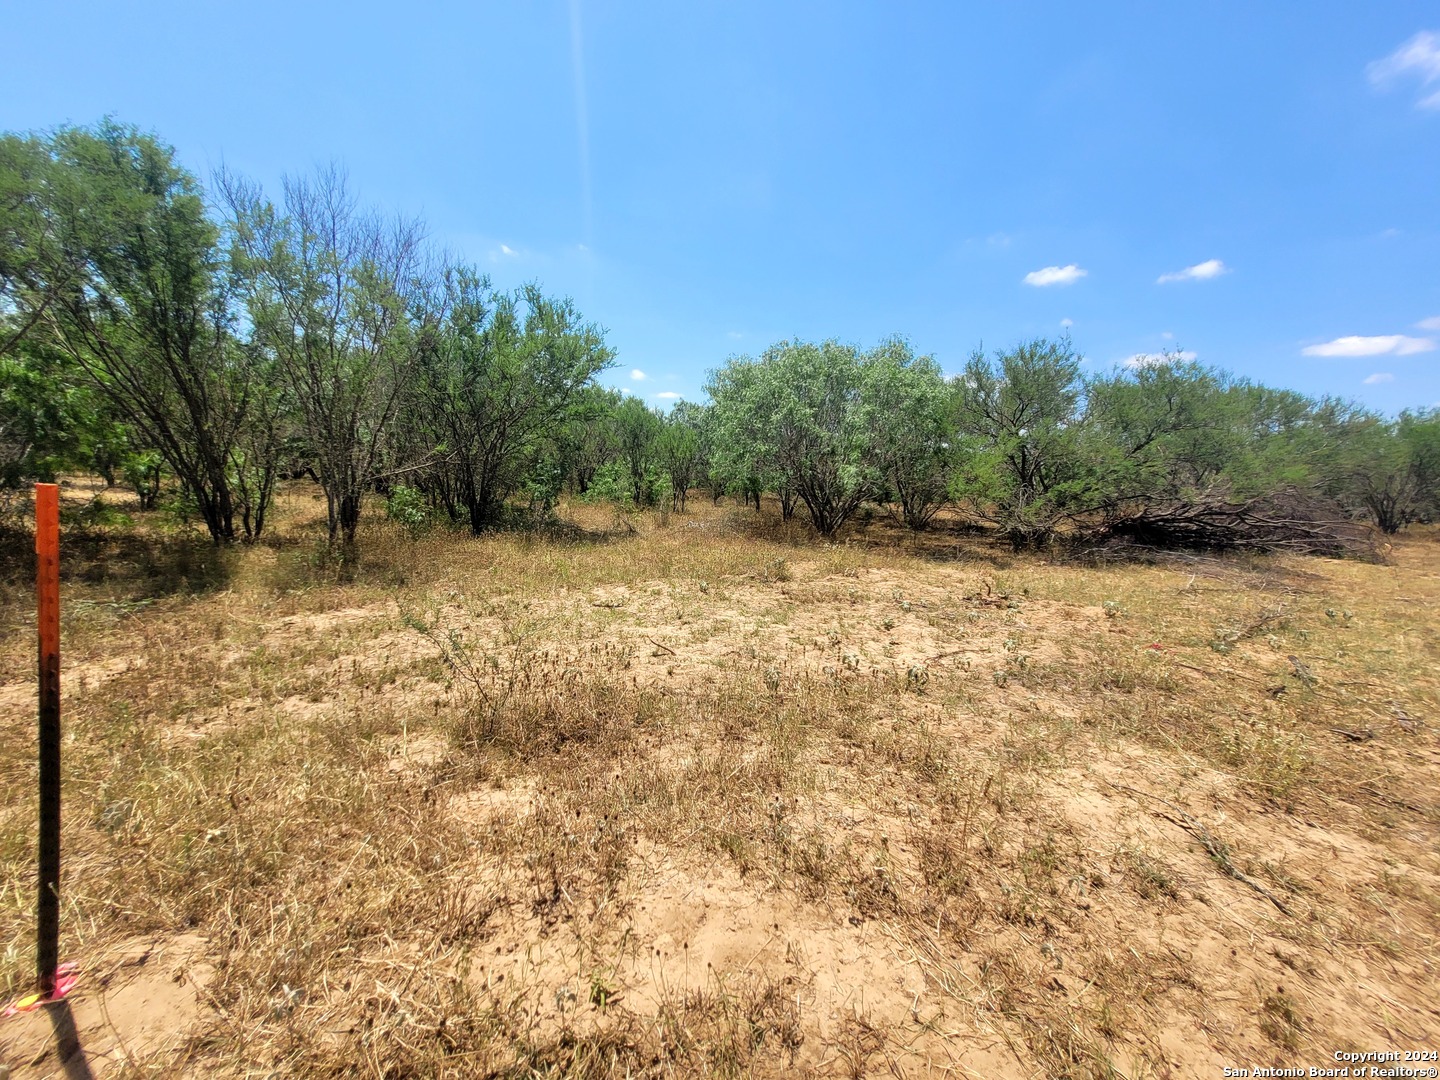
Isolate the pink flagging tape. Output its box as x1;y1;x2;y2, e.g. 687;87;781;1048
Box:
2;963;78;1017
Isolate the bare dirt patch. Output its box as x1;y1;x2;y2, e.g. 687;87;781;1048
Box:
1;493;1436;1076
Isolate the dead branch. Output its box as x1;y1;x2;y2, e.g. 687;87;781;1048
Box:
1103;780;1293;915
1093;489;1381;561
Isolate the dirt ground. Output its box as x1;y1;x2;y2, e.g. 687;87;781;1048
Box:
0;481;1436;1077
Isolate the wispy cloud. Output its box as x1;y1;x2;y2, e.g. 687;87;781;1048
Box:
1368;30;1440;109
726;330;745;340
1302;335;1435;357
961;232;1013;252
485;242;525;264
1364;372;1395;385
630;369;647;381
653;391;681;400
1157;259;1227;284
1023;264;1087;287
569;0;594;240
1417;316;1440;331
1124;351;1197;369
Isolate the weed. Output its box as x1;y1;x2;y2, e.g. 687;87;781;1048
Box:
0;486;1432;1075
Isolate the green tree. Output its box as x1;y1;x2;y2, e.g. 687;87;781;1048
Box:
3;121;276;543
951;337;1088;547
1400;409;1440;522
222;166;423;550
1308;403;1439;534
413;270;613;533
708;340;880;536
557;384;623;495
860;338;953;529
1084;358;1252;510
613;395;665;507
657;401;706;511
0;338;100;485
0;133;65;360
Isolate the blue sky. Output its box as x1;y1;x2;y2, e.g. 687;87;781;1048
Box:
4;2;1438;412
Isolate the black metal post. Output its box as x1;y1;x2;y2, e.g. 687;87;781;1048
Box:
36;483;60;996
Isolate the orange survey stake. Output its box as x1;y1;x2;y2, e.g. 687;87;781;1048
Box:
34;482;61;996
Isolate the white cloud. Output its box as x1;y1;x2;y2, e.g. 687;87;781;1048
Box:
1124;351;1197;369
629;369;647;381
1417;316;1440;331
1368;31;1440;108
619;387;631;396
1023;264;1087;287
1161;331;1174;340
499;244;516;256
1059;318;1074;329
1364;372;1396;385
1301;335;1435;357
653;391;681;400
726;331;745;340
962;232;1014;251
1157;259;1227;284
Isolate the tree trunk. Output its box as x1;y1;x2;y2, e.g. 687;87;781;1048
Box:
780;487;797;522
339;492;362;547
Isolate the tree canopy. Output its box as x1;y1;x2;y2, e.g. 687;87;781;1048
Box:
2;118;1434;557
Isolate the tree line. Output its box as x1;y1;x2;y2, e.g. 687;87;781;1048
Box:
701;338;1438;549
1;121;613;550
2;121;1436;556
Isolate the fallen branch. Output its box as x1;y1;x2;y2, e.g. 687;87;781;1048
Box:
1103;781;1293;915
1287;654;1317;687
1093;489;1381;560
924;648;969;663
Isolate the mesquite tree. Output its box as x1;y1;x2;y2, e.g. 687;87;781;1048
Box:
223;166;424;550
951;338;1089;547
658;401;707;511
860;339;954;530
708;340;881;536
413;270;614;533
3;122;275;543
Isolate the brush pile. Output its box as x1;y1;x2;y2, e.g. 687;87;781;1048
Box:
1095;489;1380;559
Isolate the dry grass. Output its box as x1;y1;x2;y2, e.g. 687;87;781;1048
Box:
0;480;1437;1077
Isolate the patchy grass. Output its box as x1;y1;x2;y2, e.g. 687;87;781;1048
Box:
0;482;1437;1077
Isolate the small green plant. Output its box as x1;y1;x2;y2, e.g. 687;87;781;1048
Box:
579;460;633;506
762;557;792;582
385;484;431;533
589;973;616;1009
123;449;164;510
65;497;133;530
